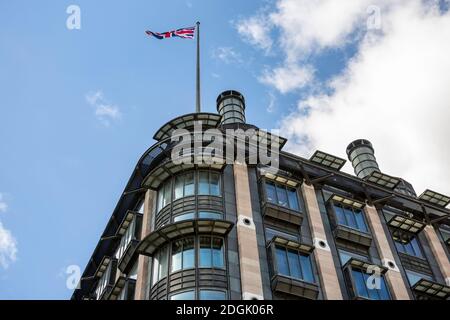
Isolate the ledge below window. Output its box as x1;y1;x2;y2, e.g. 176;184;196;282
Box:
412;279;450;300
262;202;303;228
271;274;319;300
334;225;372;249
118;239;139;274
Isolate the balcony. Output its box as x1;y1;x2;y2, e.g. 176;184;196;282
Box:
412;279;450;300
261;202;304;228
107;277;136;300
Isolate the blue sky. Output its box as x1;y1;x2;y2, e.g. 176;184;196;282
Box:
1;0;449;299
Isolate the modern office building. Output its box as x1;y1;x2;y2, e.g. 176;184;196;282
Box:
72;90;450;300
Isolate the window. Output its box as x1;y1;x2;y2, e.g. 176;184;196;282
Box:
157;171;222;212
199;290;227;300
394;236;424;259
265;181;301;211
265;227;299;242
174;172;195;200
95;261;114;300
351;269;391;300
152;245;168;285
198;171;221;196
171;237;195;272
173;212;196;222
199;237;224;268
115;216;137;261
157;180;172;210
198;211;223;220
170;290;195;300
406;270;433;286
338;249;369;265
274;246;315;283
333;203;368;233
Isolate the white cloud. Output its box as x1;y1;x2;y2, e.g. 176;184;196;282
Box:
259;64;314;93
0;193;7;213
240;0;450;195
212;46;243;64
267;92;276;113
0;222;17;269
0;195;17;269
235;14;273;52
85;91;122;126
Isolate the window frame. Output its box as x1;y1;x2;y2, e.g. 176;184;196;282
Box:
332;202;369;234
264;180;302;212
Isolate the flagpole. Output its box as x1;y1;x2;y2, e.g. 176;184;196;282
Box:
195;21;201;113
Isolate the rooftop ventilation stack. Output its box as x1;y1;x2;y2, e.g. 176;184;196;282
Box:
346;139;380;180
216;90;246;125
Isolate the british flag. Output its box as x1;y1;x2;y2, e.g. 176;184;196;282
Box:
145;26;195;40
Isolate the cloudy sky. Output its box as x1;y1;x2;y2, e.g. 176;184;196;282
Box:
0;0;449;299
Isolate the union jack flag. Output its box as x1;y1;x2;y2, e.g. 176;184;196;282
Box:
145;26;196;40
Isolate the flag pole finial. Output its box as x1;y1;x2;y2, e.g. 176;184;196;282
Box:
195;21;201;113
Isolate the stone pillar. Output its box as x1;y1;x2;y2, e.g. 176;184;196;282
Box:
233;163;264;300
134;190;156;300
364;204;410;300
423;225;450;286
301;183;343;300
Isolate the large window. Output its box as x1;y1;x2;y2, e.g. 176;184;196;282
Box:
333;203;369;233
394;236;424;259
151;236;226;285
199;237;224;268
115;215;139;261
95;261;115;300
173;211;223;223
170;290;195;300
172;237;195;272
265;181;300;211
351;269;391;300
274;246;315;284
157;171;222;211
152;245;168;285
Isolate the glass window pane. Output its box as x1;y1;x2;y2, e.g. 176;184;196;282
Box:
183;237;195;269
157;190;164;211
171;240;183;272
344;207;357;229
276;185;289;207
300;254;315;283
210;172;221;196
170;290;195;300
199;290;226;300
275;247;289;276
406;270;432;286
404;242;415;256
159;245;168;280
287;250;302;279
363;272;381;300
152;254;160;285
410;238;424;258
212;237;224;268
334;205;347;226
287;188;300;211
198;211;222;220
163;182;171;207
265;227;298;242
378;276;391;300
198;172;209;195
173;212;195;222
184;172;195;196
265;181;277;204
199;236;212;267
354;209;368;232
174;175;184;200
352;269;369;299
395;240;405;254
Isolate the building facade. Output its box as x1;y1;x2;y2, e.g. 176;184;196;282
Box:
72;90;450;300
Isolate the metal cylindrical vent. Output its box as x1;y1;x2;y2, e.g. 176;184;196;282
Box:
216;90;246;125
346;139;380;179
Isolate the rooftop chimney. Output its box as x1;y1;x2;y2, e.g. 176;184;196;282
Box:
216;90;246;125
346;139;380;180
